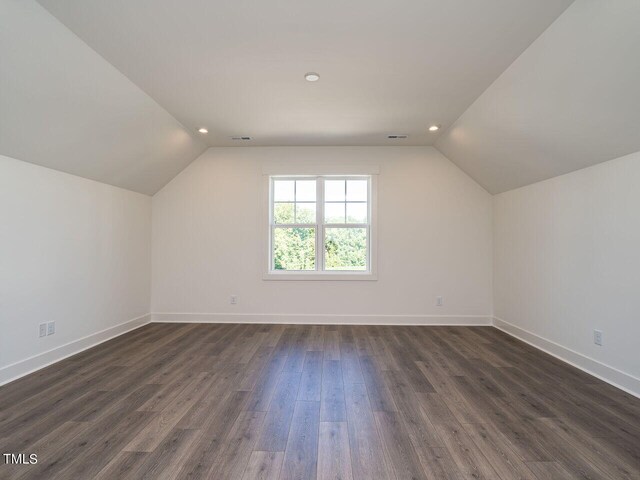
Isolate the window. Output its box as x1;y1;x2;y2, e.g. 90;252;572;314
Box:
267;175;376;279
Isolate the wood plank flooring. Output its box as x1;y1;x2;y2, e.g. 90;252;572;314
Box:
1;323;639;479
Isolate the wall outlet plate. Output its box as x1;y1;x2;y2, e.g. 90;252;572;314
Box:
47;321;55;336
39;323;47;338
230;295;238;305
436;296;443;307
593;329;603;346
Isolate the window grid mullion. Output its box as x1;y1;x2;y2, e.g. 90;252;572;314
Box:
293;180;297;223
343;181;347;223
273;223;318;228
323;224;368;229
317;177;324;272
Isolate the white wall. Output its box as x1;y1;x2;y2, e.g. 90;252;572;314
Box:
4;142;638;396
494;150;640;394
0;155;151;383
151;146;493;323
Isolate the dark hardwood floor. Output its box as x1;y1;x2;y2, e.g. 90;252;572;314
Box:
1;323;638;479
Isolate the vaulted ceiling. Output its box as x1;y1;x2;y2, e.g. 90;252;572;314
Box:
0;0;207;195
436;0;640;193
2;0;639;194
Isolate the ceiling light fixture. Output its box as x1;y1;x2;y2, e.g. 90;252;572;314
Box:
428;125;440;132
304;72;320;82
198;128;208;134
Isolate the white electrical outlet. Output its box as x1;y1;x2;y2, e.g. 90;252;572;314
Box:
47;321;55;336
593;329;603;346
39;323;47;338
436;296;443;307
230;295;238;305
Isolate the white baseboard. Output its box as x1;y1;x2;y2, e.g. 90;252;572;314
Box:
5;312;636;399
0;314;151;386
493;316;640;398
151;312;492;326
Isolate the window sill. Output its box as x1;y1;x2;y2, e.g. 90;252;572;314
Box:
263;271;377;281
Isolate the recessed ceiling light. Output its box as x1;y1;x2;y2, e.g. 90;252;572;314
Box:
428;125;440;132
304;72;320;82
198;128;208;134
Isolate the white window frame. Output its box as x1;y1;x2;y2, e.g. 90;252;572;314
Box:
263;173;378;281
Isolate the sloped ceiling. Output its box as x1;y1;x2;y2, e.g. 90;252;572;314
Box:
0;0;207;195
34;0;571;150
436;0;640;194
3;1;638;195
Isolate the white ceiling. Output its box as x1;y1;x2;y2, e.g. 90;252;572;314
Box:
6;1;638;196
35;0;572;149
436;0;640;193
0;0;207;195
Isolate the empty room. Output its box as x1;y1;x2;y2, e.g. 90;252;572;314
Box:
1;0;639;479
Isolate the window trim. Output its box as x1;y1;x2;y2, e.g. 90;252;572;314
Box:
263;173;378;281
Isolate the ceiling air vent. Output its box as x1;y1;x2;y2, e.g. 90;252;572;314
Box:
231;136;252;141
387;134;408;139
